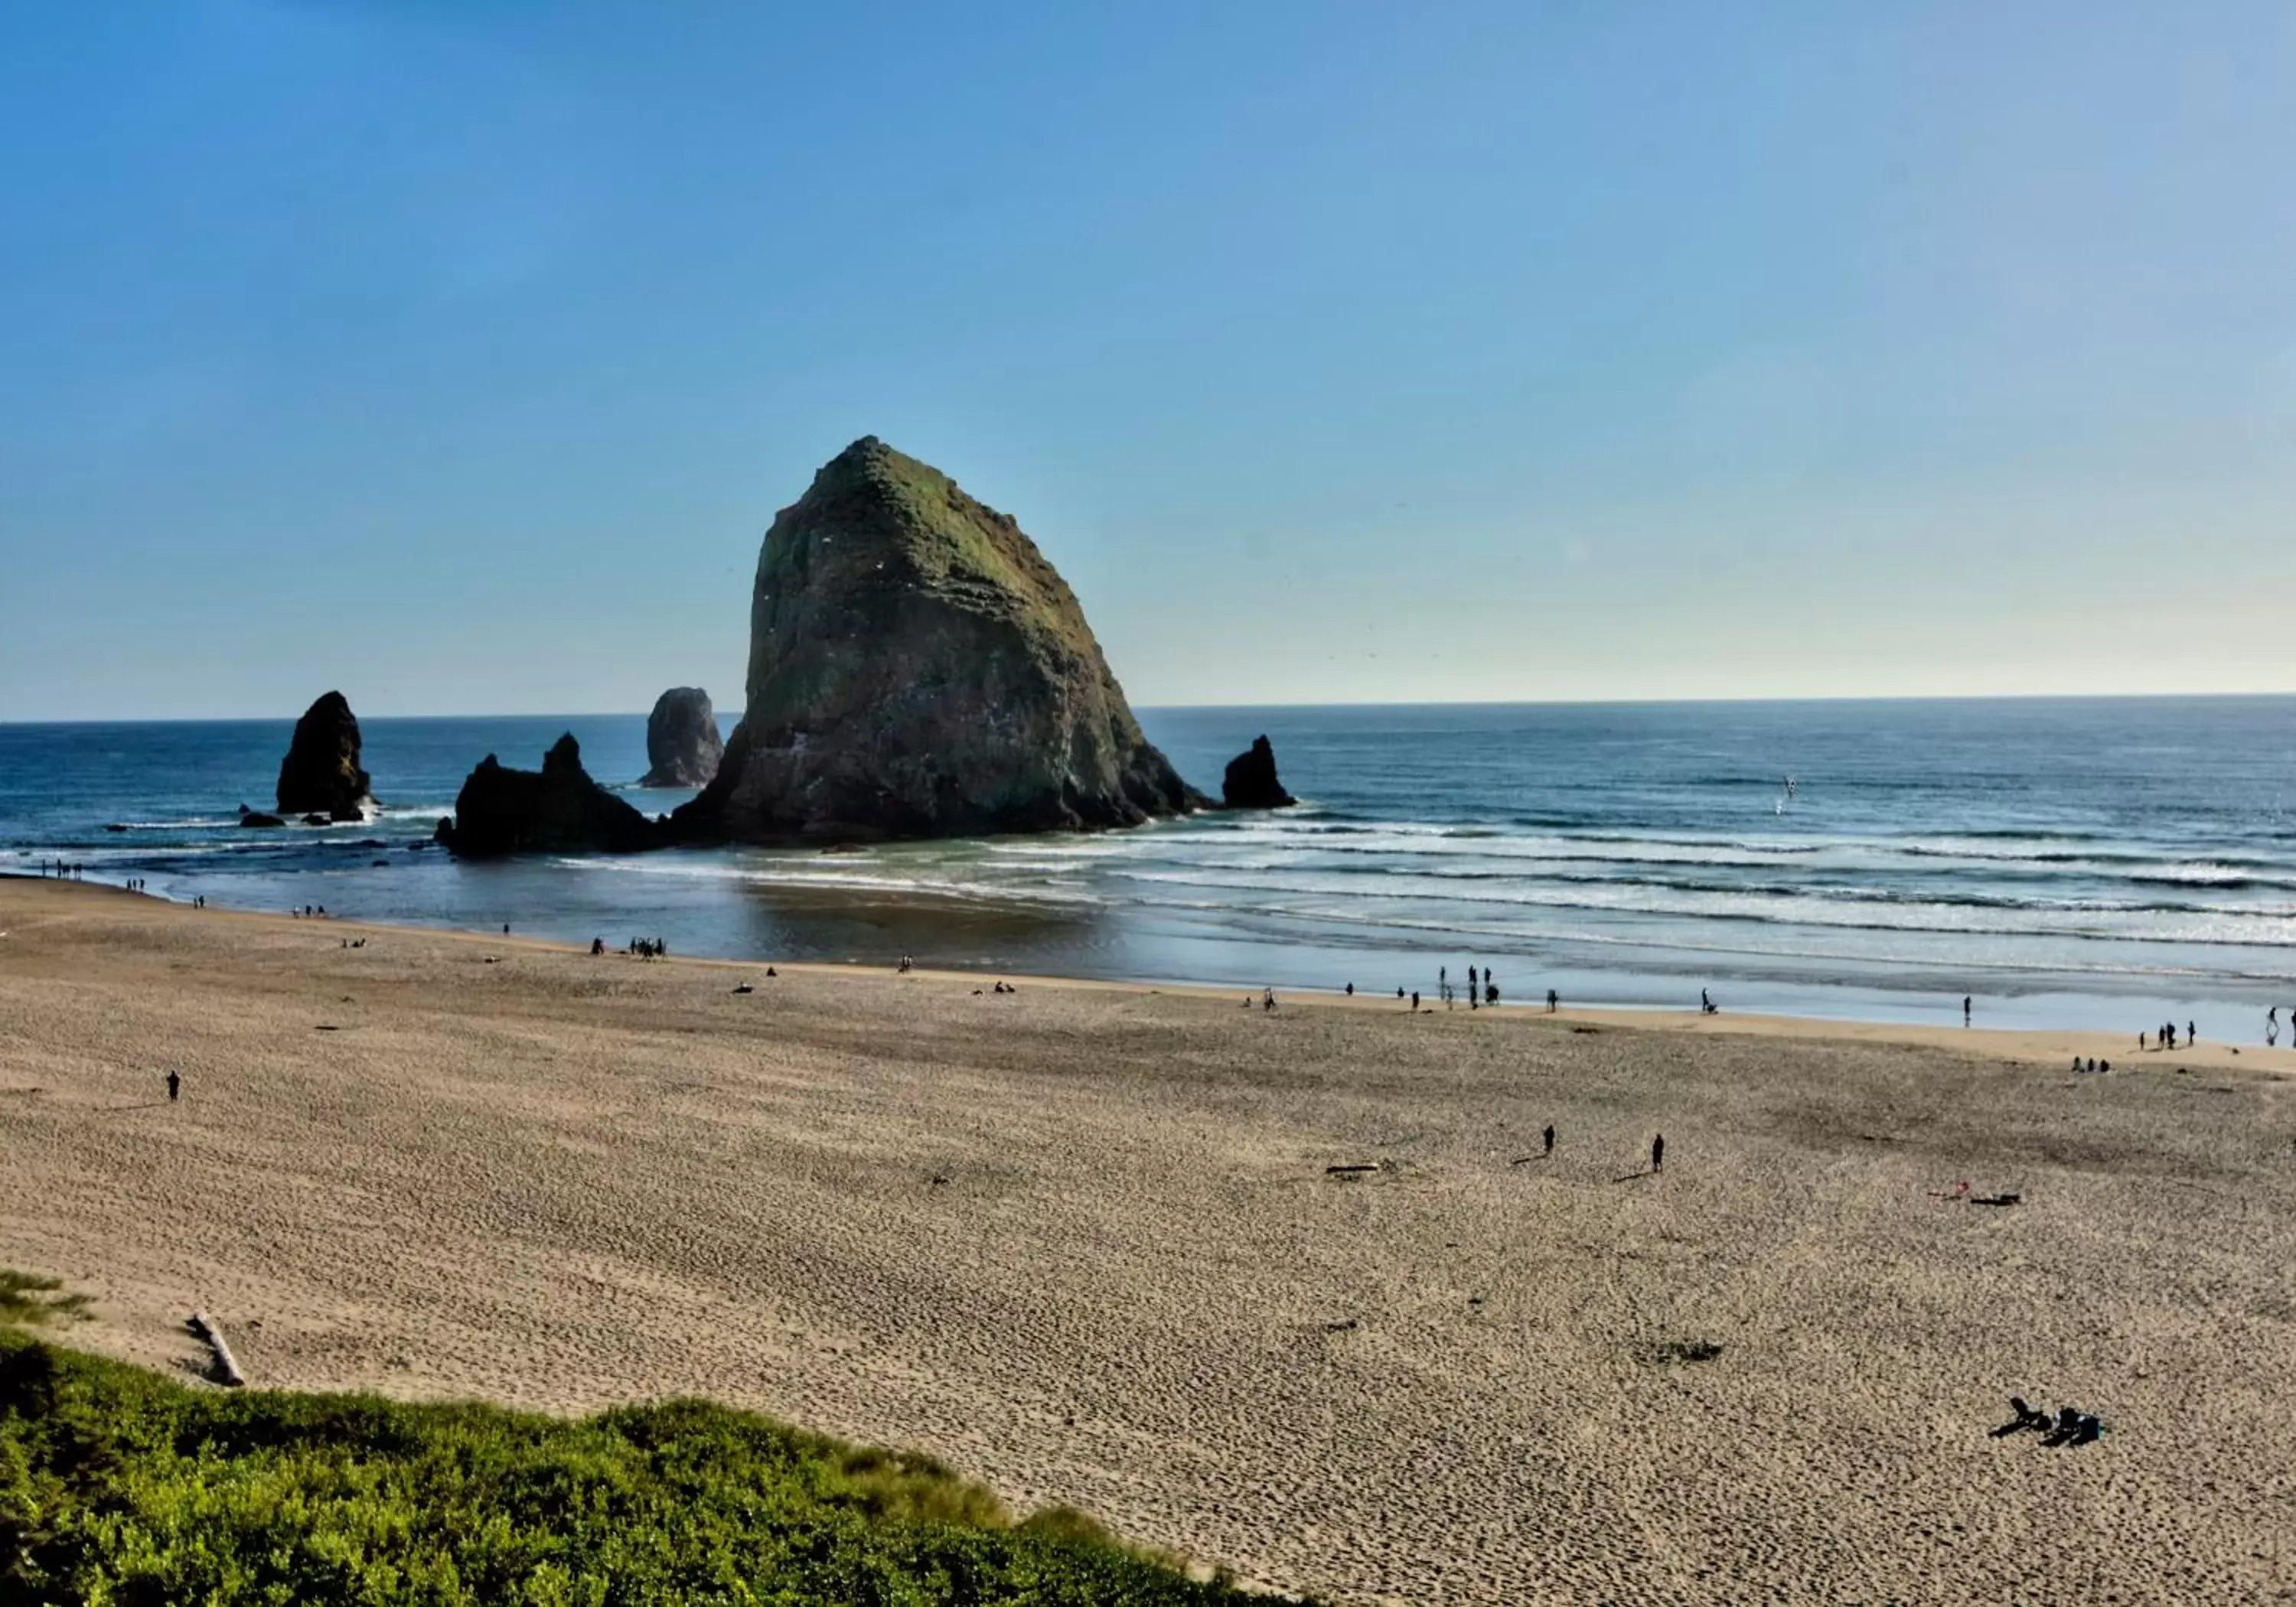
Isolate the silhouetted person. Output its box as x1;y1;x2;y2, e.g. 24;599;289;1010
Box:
1651;1133;1665;1174
591;937;605;956
1486;982;1498;1006
1701;988;1713;1014
2187;1019;2196;1046
1543;1124;1554;1156
1964;996;1971;1025
1547;988;1558;1013
1345;983;1354;997
1411;990;1420;1011
503;923;510;935
165;1070;179;1103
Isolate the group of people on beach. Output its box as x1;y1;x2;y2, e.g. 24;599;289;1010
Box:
2140;1020;2196;1051
38;859;86;878
291;904;328;918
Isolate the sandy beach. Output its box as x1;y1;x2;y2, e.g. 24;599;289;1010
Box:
3;878;2292;1604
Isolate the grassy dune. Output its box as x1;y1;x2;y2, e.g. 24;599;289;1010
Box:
0;1320;1269;1606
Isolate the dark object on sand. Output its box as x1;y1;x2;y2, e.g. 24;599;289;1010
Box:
1989;1397;2053;1437
276;690;376;821
669;438;1205;846
640;686;726;788
187;1311;245;1387
2042;1407;2104;1447
1970;1191;2022;1208
732;983;754;995
236;805;285;828
435;735;660;857
1326;1162;1381;1176
1221;735;1296;809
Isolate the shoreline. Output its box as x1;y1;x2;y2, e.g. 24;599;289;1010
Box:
8;873;2288;1080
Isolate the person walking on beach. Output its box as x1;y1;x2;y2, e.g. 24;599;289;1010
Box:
1543;1123;1554;1156
1548;987;1559;1013
1411;990;1420;1012
2188;1019;2197;1048
1964;996;1972;1026
1651;1133;1665;1174
165;1070;179;1103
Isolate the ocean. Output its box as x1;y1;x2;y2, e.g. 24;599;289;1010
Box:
3;698;2293;1038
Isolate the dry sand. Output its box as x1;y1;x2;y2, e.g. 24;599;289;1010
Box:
3;878;2293;1604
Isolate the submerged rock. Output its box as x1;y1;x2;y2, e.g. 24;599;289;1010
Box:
675;437;1204;844
1221;735;1296;810
640;687;725;788
276;691;375;821
434;735;660;857
237;805;285;829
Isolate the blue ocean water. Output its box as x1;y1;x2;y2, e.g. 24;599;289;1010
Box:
4;699;2294;1038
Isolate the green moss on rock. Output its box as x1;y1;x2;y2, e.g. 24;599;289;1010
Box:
678;438;1205;843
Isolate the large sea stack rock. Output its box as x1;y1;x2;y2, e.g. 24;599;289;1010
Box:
435;734;660;857
640;687;725;787
675;438;1204;843
276;691;375;821
1221;735;1296;809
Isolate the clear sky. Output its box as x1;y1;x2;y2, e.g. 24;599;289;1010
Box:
3;2;2292;720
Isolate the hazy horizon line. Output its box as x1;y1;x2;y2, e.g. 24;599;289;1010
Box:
8;687;2296;727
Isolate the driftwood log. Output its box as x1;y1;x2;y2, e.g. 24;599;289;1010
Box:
188;1311;246;1387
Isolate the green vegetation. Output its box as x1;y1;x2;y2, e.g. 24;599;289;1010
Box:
0;1273;91;1329
0;1317;1272;1604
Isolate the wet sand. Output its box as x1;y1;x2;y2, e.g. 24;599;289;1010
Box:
3;878;2293;1604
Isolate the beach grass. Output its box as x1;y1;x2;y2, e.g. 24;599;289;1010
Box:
0;1314;1268;1605
0;1270;91;1329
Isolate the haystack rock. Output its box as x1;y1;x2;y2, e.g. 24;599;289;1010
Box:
276;691;375;821
640;686;725;787
434;734;660;857
1221;735;1296;809
675;437;1204;844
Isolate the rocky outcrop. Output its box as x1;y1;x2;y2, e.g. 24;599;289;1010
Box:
1221;735;1296;809
434;735;660;857
237;805;285;829
276;691;375;821
640;687;725;787
674;438;1204;844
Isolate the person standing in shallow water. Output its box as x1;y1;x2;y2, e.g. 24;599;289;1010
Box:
1651;1133;1665;1174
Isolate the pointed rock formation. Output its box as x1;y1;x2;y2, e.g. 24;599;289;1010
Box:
276;691;375;821
676;437;1203;844
1221;735;1296;809
434;735;660;857
640;687;726;787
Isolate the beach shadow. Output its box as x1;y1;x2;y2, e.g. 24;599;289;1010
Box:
102;1101;170;1112
1611;1169;1652;1184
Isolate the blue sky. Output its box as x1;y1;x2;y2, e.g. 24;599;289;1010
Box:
3;2;2292;719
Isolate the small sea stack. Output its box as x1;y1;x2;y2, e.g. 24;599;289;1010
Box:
434;735;660;857
639;687;725;788
276;691;376;822
1221;735;1296;809
674;437;1205;845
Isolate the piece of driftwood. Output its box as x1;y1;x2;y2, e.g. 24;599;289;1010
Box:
1324;1163;1380;1175
188;1311;245;1387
